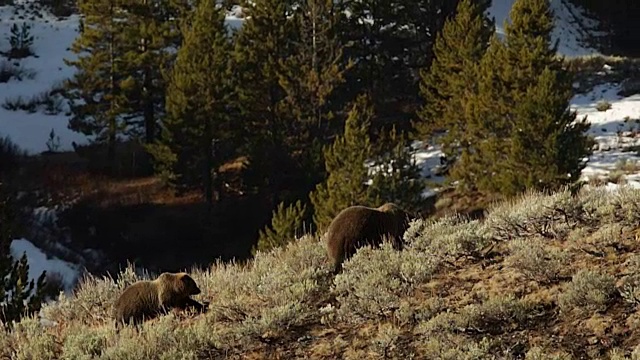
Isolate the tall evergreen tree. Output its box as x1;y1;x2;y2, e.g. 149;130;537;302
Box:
148;0;234;205
338;0;461;122
310;94;429;230
454;0;593;196
276;0;353;193
65;0;131;171
119;0;184;143
234;0;349;203
416;0;494;162
310;94;377;230
232;0;298;198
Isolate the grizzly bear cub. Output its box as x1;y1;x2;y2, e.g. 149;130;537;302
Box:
113;272;207;328
325;202;412;274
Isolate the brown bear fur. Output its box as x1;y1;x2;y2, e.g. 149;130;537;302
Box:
325;202;412;274
113;272;207;328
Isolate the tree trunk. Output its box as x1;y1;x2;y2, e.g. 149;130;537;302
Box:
143;63;155;143
204;128;214;207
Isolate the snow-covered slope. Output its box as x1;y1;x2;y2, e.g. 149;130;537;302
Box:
489;0;602;57
572;82;640;187
10;238;81;292
0;6;84;154
0;2;245;154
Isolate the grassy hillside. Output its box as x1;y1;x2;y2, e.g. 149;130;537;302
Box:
3;185;640;358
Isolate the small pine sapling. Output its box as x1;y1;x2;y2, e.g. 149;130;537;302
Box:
8;23;35;59
0;187;57;329
253;200;310;255
45;128;61;152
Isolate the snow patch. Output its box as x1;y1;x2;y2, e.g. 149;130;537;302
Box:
10;238;81;292
0;5;245;155
488;0;601;57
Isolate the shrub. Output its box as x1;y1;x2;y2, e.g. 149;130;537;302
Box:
596;99;612;112
525;346;573;360
413;334;493;359
333;243;438;322
632;344;640;360
404;215;491;262
419;294;532;334
192;235;329;338
581;222;625;251
619;255;640;306
483;189;580;241
0;60;36;83
558;270;617;315
505;237;568;283
371;323;402;356
2;90;65;115
253;200;311;255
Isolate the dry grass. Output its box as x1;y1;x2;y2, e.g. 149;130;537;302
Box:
6;185;640;358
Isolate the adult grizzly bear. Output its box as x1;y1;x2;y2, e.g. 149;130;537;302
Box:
325;202;412;274
113;272;207;328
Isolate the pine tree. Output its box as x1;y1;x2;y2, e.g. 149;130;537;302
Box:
253;200;310;254
276;0;353;191
369;127;427;215
8;22;34;59
416;0;494;161
64;0;131;172
455;0;594;196
0;186;51;328
338;0;461;120
231;0;301;199
148;0;233;205
119;0;184;144
309;94;377;230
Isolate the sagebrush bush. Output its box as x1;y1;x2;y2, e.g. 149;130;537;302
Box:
505;237;568;283
412;333;493;359
596;99;612;112
419;294;532;334
333;243;438;322
525;346;573;360
404;215;491;261
581;222;625;250
581;186;640;227
196;235;329;340
607;187;640;226
371;323;403;358
484;189;579;241
0;60;36;83
619;255;640;306
632;344;640;360
558;270;617;315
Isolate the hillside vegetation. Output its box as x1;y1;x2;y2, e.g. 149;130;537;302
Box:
2;185;640;358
